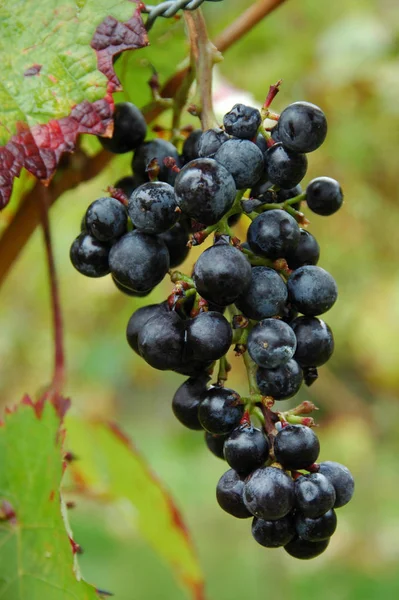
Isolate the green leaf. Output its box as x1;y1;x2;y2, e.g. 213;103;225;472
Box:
0;399;99;599
66;417;205;600
0;0;148;208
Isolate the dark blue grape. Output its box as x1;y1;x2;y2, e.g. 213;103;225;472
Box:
99;102;146;154
174;158;236;226
205;432;228;459
247;209;300;259
223;104;262;139
235;266;288;320
256;359;303;400
296;509;337;542
182;129;202;163
198;128;229;158
284;536;330;559
274;424;320;470
287;265;338;316
173;359;213;378
172;373;210;430
132;139;181;185
255;134;268;153
126;303;168;354
109;231;169;292
214;139;264;189
158;222;189;268
295;473;336;518
216;469;252;519
318;461;355;508
247;319;297;369
223;424;270;475
252;514;295;548
244;466;295;520
291;316;334;367
186;311;232;362
306;177;343;216
193;242;252;306
198;386;243;435
138;310;185;371
276;101;327;154
128;182;178;234
70;233;110;278
285;229;320;270
265;143;308;189
85;196;127;242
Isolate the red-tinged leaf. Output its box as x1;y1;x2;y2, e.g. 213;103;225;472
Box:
0;1;149;209
66;417;206;600
0;398;100;598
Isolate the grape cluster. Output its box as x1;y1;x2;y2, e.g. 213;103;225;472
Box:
70;92;354;559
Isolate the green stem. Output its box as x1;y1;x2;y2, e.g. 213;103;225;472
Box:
217;355;231;386
169;270;194;286
243;350;260;396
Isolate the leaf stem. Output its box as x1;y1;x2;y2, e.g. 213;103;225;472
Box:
39;186;65;394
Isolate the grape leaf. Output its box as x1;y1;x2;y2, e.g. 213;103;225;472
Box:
66;417;205;600
0;0;149;209
0;398;103;599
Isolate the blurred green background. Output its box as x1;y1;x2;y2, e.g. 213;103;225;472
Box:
1;0;399;598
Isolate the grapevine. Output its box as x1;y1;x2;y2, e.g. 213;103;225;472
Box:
71;74;354;558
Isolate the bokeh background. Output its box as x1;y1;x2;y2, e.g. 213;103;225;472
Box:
1;0;399;598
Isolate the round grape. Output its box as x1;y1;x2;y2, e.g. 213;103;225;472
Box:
109;231;169;292
247;319;297;368
295;509;337;542
186;311;232;362
276;102;327;153
287;265;338;316
243;466;295;520
172;374;210;430
265;143;308;189
198;387;243;435
174;158;236;226
284;536;330;560
291;316;334;367
138;310;185;371
295;473;336;518
247;209;300;259
198;128;229;158
216;469;252;519
318;461;355;508
99;102;146;154
133;139;181;185
223;104;262;139
214;139;264;189
128;182;178;234
193;243;252;306
85;197;127;242
252;514;295;548
306;177;343;216
223;425;270;475
274;424;320;470
256;359;303;401
235;267;288;320
70;233;110;278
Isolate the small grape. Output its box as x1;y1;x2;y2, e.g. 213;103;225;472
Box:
295;473;336;518
172;374;210;430
306;177;343;216
198;387;243;435
186;311;232;362
247;209;300;259
128;181;178;234
216;469;252;519
198;128;229;158
214;139;264;189
70;233;110;278
223;424;270;475
274;424;320;470
235;266;288;320
291;316;334;367
133;139;181;185
284;536;330;560
256;359;303;401
138;310;185;371
285;229;320;270
243;466;295;520
276;102;327;153
174;158;236;226
318;461;355;508
265;143;308;189
252;514;295;548
182;129;202;163
126;302;168;354
85;197;127;242
223;104;262;139
295;509;337;542
99;102;146;154
287;265;338;316
247;319;297;369
205;432;228;460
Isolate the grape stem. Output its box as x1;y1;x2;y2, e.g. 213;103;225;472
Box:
217;355;231;386
184;9;221;130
